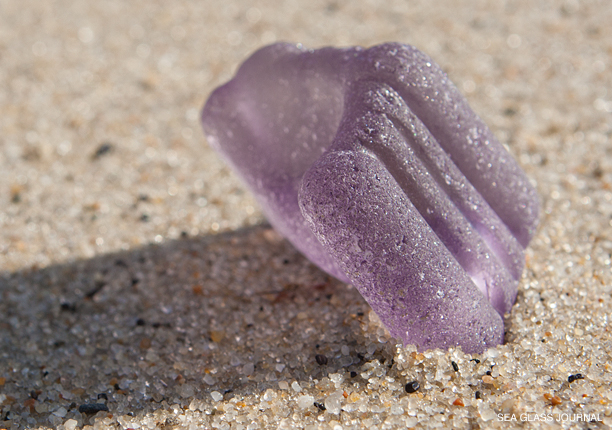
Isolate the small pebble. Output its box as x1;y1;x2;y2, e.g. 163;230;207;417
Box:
315;354;328;365
475;391;482;399
60;303;76;313
452;398;464;407
53;407;67;418
551;396;563;405
210;330;225;343
64;419;78;430
297;395;314;409
242;363;255;375
568;373;584;383
324;392;342;414
291;381;302;393
482;375;495;384
314;402;326;411
451;361;459;372
10;186;21;203
78;403;109;414
405;381;420;393
24;398;36;411
92;142;113;159
140;337;152;350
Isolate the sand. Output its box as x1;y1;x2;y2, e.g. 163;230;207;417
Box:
1;0;611;429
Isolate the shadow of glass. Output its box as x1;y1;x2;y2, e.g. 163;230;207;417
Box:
0;223;387;425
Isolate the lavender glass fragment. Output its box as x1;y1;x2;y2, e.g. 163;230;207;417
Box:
201;43;539;353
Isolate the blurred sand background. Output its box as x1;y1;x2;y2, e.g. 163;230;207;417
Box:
1;0;612;429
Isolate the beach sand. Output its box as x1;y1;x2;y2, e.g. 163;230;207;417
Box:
1;0;611;428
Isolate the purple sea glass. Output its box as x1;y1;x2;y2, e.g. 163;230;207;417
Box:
201;43;539;353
